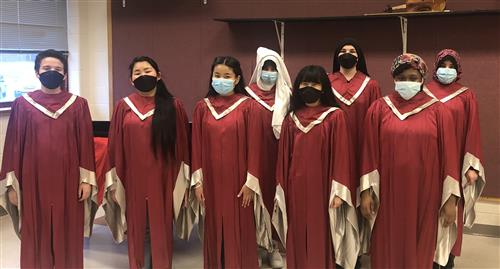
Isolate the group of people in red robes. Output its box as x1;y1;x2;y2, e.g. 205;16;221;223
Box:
0;41;485;269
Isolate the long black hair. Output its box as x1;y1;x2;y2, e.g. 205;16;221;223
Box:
206;56;248;97
332;38;370;76
129;56;176;161
289;65;338;113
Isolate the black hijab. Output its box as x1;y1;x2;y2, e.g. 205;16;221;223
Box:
332;38;369;76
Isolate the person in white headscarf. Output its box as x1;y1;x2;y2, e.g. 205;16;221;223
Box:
245;47;292;268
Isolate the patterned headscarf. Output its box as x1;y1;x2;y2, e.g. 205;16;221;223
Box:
434;49;462;80
391;53;427;78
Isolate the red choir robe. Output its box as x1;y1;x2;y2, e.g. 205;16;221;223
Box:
103;93;191;269
328;71;381;206
0;90;97;268
245;83;279;249
424;80;486;257
359;91;461;268
94;137;108;204
272;105;359;269
190;93;261;269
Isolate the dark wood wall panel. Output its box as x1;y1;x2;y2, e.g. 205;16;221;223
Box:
111;0;500;197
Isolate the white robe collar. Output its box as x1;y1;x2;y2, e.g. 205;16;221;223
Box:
245;86;274;111
332;76;371;106
124;97;155;121
383;96;438;121
204;96;249;120
290;107;338;133
423;86;469;103
22;93;77;120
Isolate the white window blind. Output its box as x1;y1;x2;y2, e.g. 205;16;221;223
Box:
0;0;68;51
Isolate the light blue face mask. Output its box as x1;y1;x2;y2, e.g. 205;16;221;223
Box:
395;81;422;100
260;71;278;85
211;78;235;96
436;67;458;84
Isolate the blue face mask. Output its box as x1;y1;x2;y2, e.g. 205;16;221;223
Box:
395;81;422;100
211;78;235;96
260;71;278;85
436;67;457;84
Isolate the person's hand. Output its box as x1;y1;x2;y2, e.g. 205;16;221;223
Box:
78;183;91;201
237;185;254;208
465;169;479;185
360;189;377;220
7;187;18;206
330;196;343;209
441;196;457;227
195;184;205;207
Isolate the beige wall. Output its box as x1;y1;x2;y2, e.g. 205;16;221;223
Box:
0;112;8;164
67;0;111;121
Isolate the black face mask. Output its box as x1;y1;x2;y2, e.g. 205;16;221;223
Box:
133;75;158;92
339;53;358;69
299;86;322;104
39;70;64;89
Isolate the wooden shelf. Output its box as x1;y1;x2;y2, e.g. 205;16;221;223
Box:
213;9;499;23
213;9;499;57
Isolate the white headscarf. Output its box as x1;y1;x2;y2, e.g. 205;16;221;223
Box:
247;47;292;139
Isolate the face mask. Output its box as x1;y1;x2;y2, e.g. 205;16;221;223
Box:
299;86;322;104
39;70;64;89
339;53;358;69
394;81;422;100
436;67;457;85
260;71;278;85
212;78;235;96
133;75;158;92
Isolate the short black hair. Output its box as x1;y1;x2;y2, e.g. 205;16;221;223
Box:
34;49;68;74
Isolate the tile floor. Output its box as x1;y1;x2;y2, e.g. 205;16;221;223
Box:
1;205;499;268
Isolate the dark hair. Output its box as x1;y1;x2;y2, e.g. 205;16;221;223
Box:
392;63;413;78
34;49;68;74
206;56;248;97
129;56;176;161
289;65;338;113
262;60;277;71
332;38;369;76
437;55;458;71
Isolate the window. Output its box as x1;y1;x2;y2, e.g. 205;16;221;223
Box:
0;51;40;103
0;0;68;108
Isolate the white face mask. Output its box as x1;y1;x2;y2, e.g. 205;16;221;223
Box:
436;67;457;84
395;81;422;100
